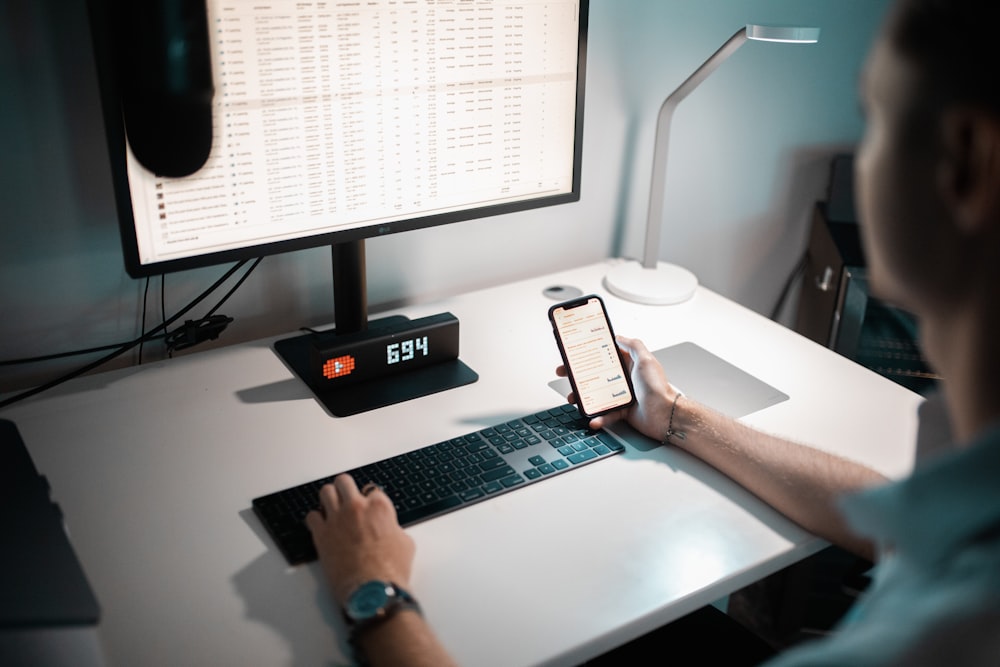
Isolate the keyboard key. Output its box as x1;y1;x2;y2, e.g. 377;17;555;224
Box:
481;465;516;482
460;488;484;502
480;457;508;471
500;474;524;488
396;495;463;525
568;449;598;464
597;433;625;451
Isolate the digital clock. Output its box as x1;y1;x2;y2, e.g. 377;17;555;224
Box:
385;335;429;366
274;311;477;416
309;312;462;387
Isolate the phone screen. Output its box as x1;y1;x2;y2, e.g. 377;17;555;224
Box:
549;295;635;418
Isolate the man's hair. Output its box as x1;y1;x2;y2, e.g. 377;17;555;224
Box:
887;0;1000;113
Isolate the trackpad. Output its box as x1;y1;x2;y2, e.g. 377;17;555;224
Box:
548;341;788;419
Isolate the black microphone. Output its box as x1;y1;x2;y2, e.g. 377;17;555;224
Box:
113;0;214;177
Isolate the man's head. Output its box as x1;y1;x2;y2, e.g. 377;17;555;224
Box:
855;0;1000;317
887;0;1000;115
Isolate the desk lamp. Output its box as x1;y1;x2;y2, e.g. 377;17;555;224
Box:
604;24;821;305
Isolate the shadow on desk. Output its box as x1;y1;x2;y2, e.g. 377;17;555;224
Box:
236;378;317;404
234;508;351;667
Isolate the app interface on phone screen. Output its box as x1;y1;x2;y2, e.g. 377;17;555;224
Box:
553;298;632;415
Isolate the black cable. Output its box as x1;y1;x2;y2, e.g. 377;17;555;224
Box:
206;257;261;317
0;260;251;409
139;275;152;363
161;273;167;341
2;260;261;368
164;315;234;353
163;258;261;355
0;337;165;365
771;254;808;322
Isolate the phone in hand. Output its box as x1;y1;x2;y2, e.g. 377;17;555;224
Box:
548;294;636;418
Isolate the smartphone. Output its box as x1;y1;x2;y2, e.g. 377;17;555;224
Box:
548;294;636;418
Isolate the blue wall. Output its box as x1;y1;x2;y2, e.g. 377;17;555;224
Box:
0;0;890;393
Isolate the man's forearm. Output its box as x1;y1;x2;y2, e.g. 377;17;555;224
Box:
670;396;885;561
355;608;458;667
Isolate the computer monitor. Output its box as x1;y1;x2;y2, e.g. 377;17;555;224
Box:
88;0;588;415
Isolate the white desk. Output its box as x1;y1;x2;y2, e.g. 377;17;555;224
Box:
0;261;922;666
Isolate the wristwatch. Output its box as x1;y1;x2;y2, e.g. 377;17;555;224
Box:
343;580;422;640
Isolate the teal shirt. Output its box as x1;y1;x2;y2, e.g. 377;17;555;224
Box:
767;422;1000;666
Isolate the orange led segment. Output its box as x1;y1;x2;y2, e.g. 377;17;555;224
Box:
322;355;356;380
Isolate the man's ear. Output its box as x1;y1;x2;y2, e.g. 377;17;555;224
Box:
938;108;1000;234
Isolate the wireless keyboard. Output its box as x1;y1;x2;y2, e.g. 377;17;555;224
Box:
252;404;625;565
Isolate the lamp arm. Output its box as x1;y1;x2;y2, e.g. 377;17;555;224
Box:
641;28;749;268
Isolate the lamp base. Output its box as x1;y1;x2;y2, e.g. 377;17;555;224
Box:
603;260;698;305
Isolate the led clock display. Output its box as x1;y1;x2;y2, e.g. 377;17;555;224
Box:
310;313;460;387
387;336;429;365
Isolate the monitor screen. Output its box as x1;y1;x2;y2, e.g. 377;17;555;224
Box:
93;0;587;278
90;0;588;415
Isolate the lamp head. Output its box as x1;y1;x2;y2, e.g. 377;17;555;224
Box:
745;25;820;44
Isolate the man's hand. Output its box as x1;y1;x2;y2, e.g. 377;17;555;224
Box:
305;474;416;607
557;335;679;442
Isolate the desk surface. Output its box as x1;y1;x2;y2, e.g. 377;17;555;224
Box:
0;261;922;666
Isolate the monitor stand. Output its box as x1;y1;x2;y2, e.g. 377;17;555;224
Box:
274;317;478;417
273;241;478;417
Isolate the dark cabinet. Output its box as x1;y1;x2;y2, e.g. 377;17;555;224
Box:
795;156;939;396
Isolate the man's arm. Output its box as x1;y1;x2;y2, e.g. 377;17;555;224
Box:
584;336;887;562
350;609;455;667
306;475;457;667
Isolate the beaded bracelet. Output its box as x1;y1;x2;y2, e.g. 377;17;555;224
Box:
663;392;686;443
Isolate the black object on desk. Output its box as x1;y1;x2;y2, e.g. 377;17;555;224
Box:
0;420;100;628
274;313;479;417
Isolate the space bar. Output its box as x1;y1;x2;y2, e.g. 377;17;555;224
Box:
397;495;464;526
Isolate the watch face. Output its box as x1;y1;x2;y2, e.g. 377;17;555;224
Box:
346;581;393;621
